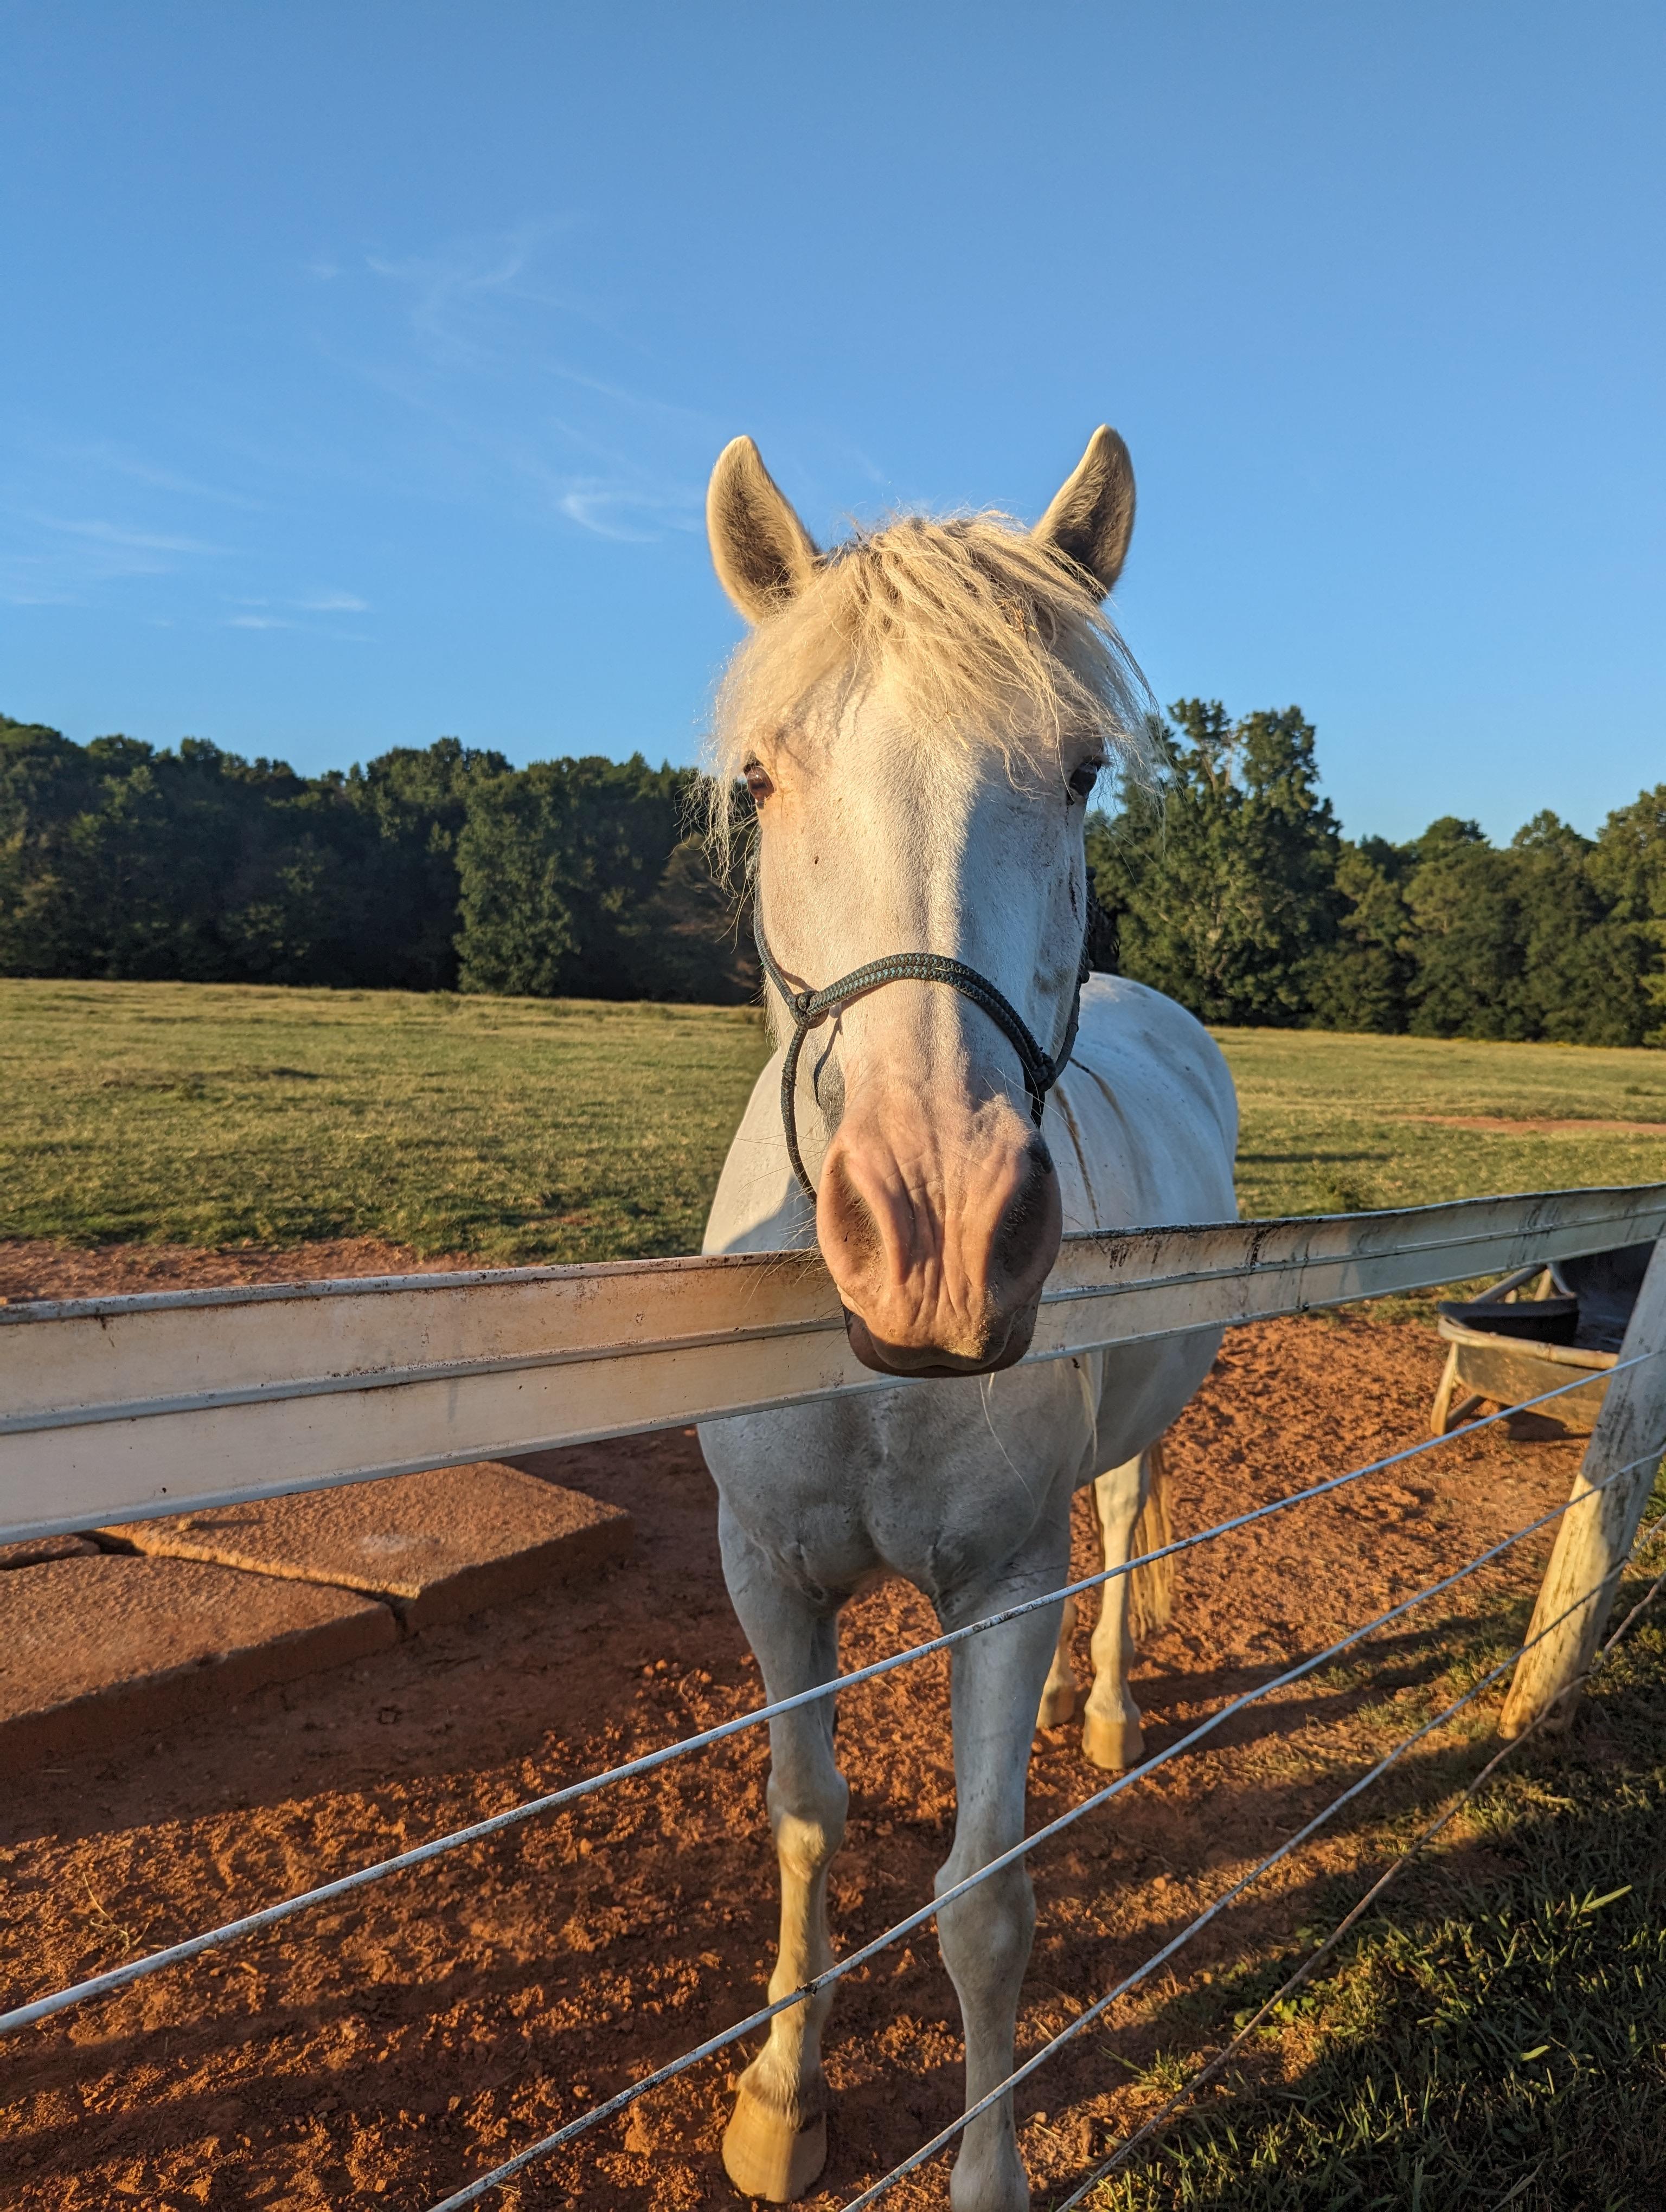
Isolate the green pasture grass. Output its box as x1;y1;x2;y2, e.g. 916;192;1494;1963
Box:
1092;1528;1666;2211
1;981;1663;1260
1218;1027;1666;1221
0;979;770;1262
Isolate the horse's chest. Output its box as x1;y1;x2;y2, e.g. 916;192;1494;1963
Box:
700;1373;1084;1610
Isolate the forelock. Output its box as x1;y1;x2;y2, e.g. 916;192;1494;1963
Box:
703;512;1157;863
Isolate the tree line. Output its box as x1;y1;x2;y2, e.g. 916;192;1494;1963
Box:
0;715;754;1002
3;706;1663;1043
1089;701;1666;1046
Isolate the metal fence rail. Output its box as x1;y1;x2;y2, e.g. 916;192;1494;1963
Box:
6;1183;1664;1542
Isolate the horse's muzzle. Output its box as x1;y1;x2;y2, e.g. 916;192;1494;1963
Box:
840;1297;1043;1379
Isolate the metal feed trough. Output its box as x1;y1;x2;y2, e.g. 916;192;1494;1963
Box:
1431;1241;1655;1438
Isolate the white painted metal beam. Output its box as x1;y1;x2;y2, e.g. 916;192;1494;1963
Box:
3;1184;1662;1545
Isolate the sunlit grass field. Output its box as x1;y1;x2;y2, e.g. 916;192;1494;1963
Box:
1221;1026;1666;1222
0;980;768;1261
2;980;1663;1259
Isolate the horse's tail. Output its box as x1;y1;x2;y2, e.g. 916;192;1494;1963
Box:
1126;1435;1174;1646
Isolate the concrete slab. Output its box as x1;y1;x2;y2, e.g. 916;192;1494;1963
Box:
105;1462;632;1630
0;1554;396;1770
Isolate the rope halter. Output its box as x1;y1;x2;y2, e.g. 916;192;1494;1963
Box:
753;915;1092;1198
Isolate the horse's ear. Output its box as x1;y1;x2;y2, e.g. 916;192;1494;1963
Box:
1032;426;1136;598
707;436;820;622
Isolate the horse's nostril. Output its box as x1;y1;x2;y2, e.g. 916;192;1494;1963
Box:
820;1152;881;1272
994;1143;1058;1285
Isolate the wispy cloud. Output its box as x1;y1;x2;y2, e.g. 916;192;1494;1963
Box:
226;613;292;630
364;225;603;371
0;507;234;600
68;442;263;510
294;223;729;552
297;590;369;612
46;517;229;557
0;570;82;607
558;484;701;542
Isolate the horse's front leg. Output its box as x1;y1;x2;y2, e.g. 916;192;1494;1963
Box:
716;1506;848;2201
938;1578;1065;2212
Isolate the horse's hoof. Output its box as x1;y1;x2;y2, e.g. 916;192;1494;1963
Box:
722;2086;828;2201
1035;1681;1075;1729
1081;1707;1143;1771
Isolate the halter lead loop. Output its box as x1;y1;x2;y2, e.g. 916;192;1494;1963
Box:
753;916;1092;1199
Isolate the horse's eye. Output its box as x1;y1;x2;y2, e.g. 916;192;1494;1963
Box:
743;761;774;802
1067;761;1104;803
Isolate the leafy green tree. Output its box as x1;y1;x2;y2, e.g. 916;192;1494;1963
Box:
0;717;106;974
1591;786;1666;1045
1088;700;1341;1025
339;737;511;989
1511;811;1649;1046
2;724;482;987
454;754;677;996
77;737;317;980
1;725;328;981
1307;836;1415;1033
9;700;1659;1039
616;834;758;1002
1392;813;1649;1046
1400;817;1528;1039
455;754;750;1001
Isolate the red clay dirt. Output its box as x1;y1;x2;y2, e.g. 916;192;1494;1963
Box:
0;1241;1593;2210
1;1554;398;1771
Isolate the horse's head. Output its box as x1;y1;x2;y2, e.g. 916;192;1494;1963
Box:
706;428;1152;1379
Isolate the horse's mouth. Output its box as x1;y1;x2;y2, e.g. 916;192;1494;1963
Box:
840;1301;1041;1380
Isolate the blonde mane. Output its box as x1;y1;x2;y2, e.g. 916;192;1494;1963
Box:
703;511;1157;861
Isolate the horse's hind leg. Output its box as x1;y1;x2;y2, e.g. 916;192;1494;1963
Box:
1082;1453;1148;1771
1035;1593;1078;1728
938;1582;1066;2212
716;1507;848;2201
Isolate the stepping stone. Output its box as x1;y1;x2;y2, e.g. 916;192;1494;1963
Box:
104;1462;632;1630
0;1553;396;1770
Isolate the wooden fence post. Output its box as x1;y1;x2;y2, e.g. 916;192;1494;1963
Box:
1499;1234;1666;1739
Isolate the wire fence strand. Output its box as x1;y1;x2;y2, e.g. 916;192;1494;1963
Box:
420;1449;1657;2212
836;1502;1666;2212
1050;1510;1666;2211
5;1347;1645;2044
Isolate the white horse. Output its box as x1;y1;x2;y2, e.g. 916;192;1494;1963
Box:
697;427;1238;2210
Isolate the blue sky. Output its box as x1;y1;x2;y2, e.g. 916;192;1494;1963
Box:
3;2;1661;843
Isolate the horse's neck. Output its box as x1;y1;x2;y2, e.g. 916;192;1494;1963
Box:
1052;978;1240;1236
703;1049;817;1257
